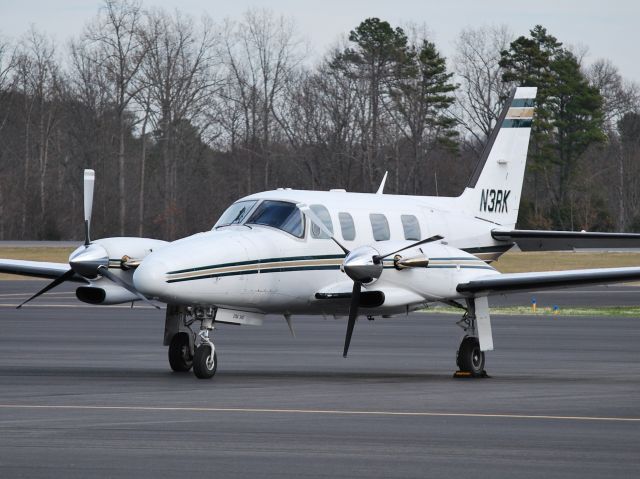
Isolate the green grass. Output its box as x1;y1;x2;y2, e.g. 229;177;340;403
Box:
494;251;640;273
0;247;74;280
422;305;640;317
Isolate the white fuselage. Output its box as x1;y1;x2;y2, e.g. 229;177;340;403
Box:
133;189;507;316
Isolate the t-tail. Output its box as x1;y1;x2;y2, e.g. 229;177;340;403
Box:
458;86;537;228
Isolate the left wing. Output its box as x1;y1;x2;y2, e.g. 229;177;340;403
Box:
457;267;640;295
0;259;86;282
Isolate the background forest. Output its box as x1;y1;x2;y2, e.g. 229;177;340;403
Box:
0;0;639;241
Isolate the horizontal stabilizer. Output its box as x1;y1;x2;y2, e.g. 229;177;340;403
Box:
492;229;640;252
457;267;640;295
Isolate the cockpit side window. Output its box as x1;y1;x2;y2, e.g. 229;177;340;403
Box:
214;200;257;228
246;200;304;238
310;204;333;239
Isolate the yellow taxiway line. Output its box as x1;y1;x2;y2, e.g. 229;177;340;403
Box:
0;404;637;422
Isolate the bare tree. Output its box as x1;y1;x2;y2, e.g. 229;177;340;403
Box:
14;28;61;237
453;25;513;151
0;36;17;133
585;59;640;230
80;0;146;235
138;9;221;238
586;59;640;133
221;9;304;191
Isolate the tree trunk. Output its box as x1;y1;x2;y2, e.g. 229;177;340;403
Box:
617;145;625;231
118;116;126;235
138;108;149;238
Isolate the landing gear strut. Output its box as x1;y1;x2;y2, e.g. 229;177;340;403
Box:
192;307;218;379
193;328;217;379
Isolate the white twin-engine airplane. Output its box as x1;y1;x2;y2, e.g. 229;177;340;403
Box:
5;86;640;379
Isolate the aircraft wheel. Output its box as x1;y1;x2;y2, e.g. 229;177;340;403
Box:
457;336;485;376
168;333;193;372
193;345;217;379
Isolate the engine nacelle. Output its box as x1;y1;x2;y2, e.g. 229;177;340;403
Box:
76;282;140;305
92;237;168;267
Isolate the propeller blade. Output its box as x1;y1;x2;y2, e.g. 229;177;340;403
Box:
297;203;350;255
97;265;160;309
375;235;444;262
16;269;76;309
343;281;361;358
84;169;95;246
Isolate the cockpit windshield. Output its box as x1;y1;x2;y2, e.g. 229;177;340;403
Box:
246;200;304;238
214;200;257;228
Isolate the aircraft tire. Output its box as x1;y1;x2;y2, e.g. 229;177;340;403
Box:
193;345;217;379
168;333;193;372
457;336;485;376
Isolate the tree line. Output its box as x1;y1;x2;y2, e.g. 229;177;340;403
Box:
0;0;638;241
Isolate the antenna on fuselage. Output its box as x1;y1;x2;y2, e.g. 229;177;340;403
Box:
376;171;388;194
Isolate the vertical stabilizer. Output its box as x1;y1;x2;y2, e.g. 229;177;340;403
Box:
459;86;537;227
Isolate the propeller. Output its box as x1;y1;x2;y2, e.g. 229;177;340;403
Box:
16;269;76;309
17;169;156;308
83;169;95;246
97;265;159;309
297;203;443;357
343;281;361;357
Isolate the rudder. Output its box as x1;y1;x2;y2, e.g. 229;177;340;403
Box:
459;86;537;228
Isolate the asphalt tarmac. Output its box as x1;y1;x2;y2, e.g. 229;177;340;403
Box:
0;281;639;478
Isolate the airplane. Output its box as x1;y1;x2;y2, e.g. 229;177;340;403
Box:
4;85;640;379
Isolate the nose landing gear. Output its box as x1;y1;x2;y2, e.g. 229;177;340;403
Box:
193;329;217;379
164;305;219;379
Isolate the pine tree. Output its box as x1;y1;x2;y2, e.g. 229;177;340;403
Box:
500;25;605;228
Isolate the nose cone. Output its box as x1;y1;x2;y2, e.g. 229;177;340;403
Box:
133;254;168;300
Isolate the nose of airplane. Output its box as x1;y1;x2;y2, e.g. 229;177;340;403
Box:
133;254;168;300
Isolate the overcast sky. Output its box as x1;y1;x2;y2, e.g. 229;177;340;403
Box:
1;0;638;83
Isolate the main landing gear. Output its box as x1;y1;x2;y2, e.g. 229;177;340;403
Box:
454;298;491;378
456;336;485;376
164;305;218;379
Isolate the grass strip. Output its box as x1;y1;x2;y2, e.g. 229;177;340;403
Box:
422;305;640;317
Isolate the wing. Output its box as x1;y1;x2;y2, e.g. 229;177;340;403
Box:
457;267;640;295
0;259;86;282
492;229;640;252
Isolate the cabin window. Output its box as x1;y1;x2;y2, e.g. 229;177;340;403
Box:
339;212;355;241
214;200;257;228
401;215;421;241
369;213;390;241
310;204;334;239
246;200;304;238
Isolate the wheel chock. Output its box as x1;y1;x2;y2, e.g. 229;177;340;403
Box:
453;370;489;378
